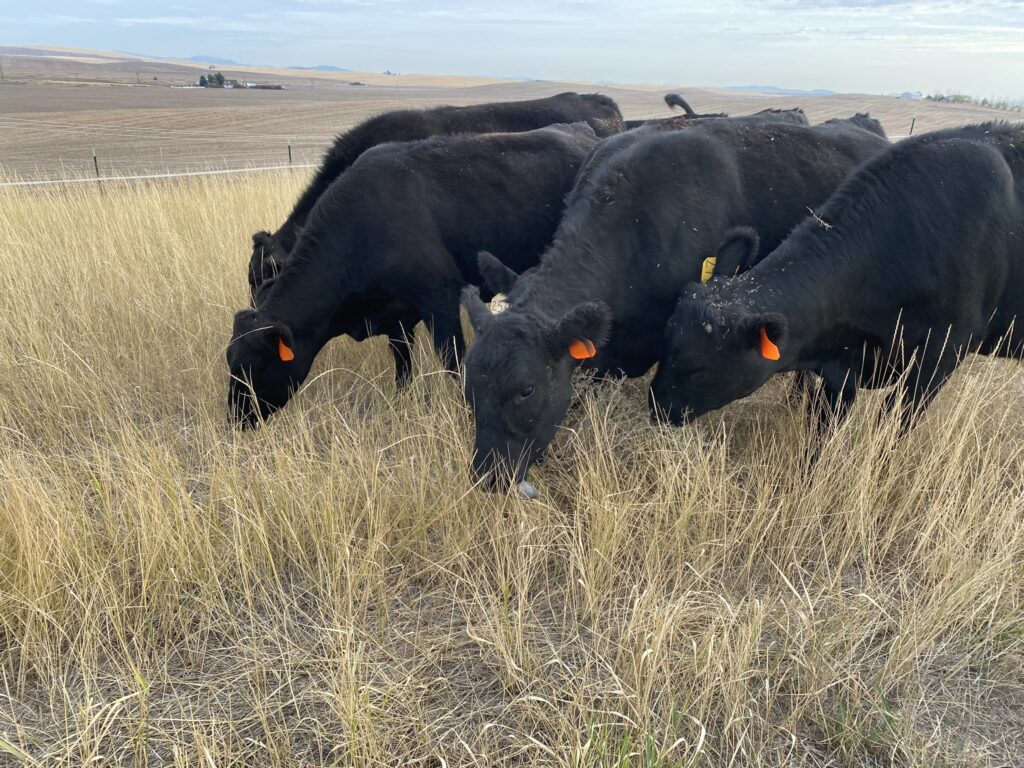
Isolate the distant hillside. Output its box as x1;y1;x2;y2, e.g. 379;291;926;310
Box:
292;65;351;72
186;55;242;66
726;84;837;97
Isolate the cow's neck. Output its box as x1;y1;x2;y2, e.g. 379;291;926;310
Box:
260;233;356;346
515;227;633;323
728;226;867;364
274;131;364;252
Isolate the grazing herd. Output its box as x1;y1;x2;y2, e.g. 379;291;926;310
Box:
227;91;1024;497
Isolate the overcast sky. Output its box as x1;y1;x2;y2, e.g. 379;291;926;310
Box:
5;1;1023;96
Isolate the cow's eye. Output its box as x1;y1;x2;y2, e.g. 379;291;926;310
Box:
518;385;536;401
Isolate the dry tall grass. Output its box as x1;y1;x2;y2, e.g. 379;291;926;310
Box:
0;172;1022;767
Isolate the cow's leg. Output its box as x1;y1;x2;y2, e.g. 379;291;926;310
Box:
388;322;416;388
787;370;820;406
420;293;465;372
802;362;858;467
884;342;962;434
811;362;858;433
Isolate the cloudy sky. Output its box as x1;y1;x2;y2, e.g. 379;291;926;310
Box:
6;1;1023;96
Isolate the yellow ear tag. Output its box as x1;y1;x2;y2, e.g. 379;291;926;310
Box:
759;327;781;361
278;337;295;362
701;256;717;284
569;338;597;360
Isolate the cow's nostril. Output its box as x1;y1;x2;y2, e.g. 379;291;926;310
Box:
475;468;501;493
472;456;513;494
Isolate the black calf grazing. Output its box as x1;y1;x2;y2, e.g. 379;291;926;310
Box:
822;112;887;138
627;106;808;132
247;92;624;303
652;122;1024;429
461;117;889;492
228;123;600;427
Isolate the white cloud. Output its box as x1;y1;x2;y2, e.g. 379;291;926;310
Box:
9;0;1024;96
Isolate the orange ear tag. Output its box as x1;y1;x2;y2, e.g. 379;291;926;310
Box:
569;338;597;360
759;327;781;361
278;337;296;362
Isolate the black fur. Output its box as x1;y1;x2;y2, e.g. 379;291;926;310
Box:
247;92;624;303
652;122;1024;430
635;106;807;132
227;122;601;427
822;112;887;138
462;115;889;488
661;92;732;119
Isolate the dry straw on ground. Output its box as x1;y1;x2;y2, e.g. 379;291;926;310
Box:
0;173;1022;767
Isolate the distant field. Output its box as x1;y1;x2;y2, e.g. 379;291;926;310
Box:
2;45;1020;179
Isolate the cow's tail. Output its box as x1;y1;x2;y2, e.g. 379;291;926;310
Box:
664;93;696;116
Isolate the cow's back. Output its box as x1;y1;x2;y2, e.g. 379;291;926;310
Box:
336;124;599;282
723;122;888;251
516;120;890;376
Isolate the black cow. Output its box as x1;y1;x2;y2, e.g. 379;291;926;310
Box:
651;122;1024;430
247;92;624;302
620;93;711;131
228;122;601;427
624;105;807;132
461;117;890;492
822;112;886;138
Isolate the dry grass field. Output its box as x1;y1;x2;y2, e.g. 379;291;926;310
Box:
1;161;1023;765
1;45;1024;766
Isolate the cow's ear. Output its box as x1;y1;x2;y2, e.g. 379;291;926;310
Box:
229;310;296;361
546;302;611;361
713;226;762;278
461;286;493;333
477;251;519;295
739;312;787;361
231;308;260;340
275;322;297;362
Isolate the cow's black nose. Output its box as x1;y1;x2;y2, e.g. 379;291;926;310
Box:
478;469;500;493
472;452;512;494
228;388;263;430
649;389;689;426
648;388;668;422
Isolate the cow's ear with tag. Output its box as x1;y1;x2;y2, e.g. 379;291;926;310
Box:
546;302;611;361
461;286;494;332
739;312;787;361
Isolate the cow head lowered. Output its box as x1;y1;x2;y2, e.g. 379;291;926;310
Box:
650;295;788;424
227;309;316;428
462;270;610;495
650;228;786;424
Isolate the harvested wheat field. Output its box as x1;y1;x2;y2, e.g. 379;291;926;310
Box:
1;170;1023;767
2;46;1019;181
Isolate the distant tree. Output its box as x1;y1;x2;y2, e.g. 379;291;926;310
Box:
213;72;225;87
198;75;208;87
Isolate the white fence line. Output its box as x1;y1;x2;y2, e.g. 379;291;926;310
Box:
2;134;914;189
0;164;319;188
